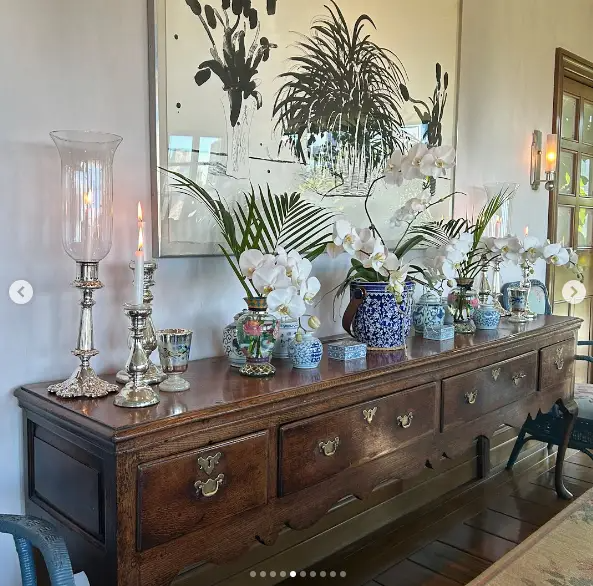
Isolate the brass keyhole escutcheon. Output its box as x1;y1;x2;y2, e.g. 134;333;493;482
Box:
555;347;565;370
195;474;224;498
198;452;222;476
363;407;377;424
465;390;478;404
492;368;501;381
512;372;526;386
397;412;414;429
319;437;340;457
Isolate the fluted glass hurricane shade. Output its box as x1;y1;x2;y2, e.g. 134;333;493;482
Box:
484;182;519;238
50;130;122;262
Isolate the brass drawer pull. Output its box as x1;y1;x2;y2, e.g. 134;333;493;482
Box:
512;372;526;386
363;407;377;424
491;368;501;381
465;390;478;405
194;474;224;498
319;437;340;457
555;347;564;370
397;412;414;429
198;452;222;476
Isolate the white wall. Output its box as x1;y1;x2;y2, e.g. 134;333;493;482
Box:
455;0;593;283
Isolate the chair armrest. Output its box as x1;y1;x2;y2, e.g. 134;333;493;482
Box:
578;340;593;346
576;355;593;363
0;515;75;586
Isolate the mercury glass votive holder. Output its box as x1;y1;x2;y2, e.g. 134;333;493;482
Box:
508;286;529;323
157;329;193;392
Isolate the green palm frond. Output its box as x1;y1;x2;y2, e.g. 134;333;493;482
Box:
407;217;470;250
162;169;334;263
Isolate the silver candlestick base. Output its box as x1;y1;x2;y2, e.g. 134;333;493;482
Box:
49;262;119;399
114;303;160;408
491;258;511;317
116;260;166;386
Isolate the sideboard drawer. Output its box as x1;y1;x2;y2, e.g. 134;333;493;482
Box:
279;383;437;496
137;431;268;550
540;339;575;391
442;351;537;431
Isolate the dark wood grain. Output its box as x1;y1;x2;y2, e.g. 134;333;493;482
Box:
438;524;516;563
567;451;593;468
441;351;537;432
279;383;436;495
409;541;488;584
487;495;556;527
13;316;582;586
464;509;537;544
375;559;459;586
138;432;268;550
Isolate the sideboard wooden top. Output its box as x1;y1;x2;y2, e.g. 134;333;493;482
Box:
15;316;581;440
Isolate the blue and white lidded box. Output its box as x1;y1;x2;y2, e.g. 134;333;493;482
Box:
328;339;367;361
423;325;455;341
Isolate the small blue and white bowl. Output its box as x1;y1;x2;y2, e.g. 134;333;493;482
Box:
474;303;501;330
289;333;323;369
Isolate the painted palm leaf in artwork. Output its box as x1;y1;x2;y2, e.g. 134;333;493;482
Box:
273;0;407;190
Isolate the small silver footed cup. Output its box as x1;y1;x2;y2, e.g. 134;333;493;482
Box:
156;329;192;392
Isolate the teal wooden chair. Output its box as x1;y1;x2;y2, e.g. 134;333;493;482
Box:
0;515;75;585
503;280;593;472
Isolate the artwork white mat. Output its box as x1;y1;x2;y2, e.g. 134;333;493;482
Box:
149;0;461;256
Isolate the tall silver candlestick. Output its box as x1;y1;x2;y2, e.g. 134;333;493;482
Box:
491;258;511;316
116;260;165;385
114;303;160;408
49;262;119;398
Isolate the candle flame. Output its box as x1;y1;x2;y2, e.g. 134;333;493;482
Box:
138;202;143;222
84;191;92;205
138;224;144;252
524;226;529;236
546;151;557;164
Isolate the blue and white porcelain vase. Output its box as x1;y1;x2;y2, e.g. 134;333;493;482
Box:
273;318;299;359
412;290;446;334
474;302;501;331
289;332;323;369
222;310;248;368
349;280;415;350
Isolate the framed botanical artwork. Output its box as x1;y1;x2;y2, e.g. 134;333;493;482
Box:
149;0;461;257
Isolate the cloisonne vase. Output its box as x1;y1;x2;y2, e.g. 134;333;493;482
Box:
349;281;415;350
412;290;446;334
236;297;279;377
448;278;479;334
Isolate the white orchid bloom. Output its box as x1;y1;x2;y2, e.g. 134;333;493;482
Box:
495;236;522;263
407;198;427;213
333;219;358;250
266;286;306;320
239;249;275;279
385;150;405;186
252;264;291;295
363;239;389;274
301;277;321;304
569;249;579;266
543;243;570;266
454;232;474;254
420;146;456;178
387;264;410;299
290;258;313;286
522;236;542;263
401;143;429;180
441;258;459;280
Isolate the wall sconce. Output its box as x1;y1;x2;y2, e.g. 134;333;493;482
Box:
530;130;558;191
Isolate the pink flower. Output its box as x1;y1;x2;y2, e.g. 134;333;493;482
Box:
243;320;262;337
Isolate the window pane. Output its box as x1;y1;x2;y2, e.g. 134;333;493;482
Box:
578;207;593;247
557;205;573;246
559;150;575;194
584;102;593;145
581;156;592;197
562;94;578;140
553;302;569;316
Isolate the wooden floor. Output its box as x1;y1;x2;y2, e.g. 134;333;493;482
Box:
281;450;593;586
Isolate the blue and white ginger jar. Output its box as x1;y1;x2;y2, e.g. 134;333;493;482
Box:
289;333;323;369
273;318;299;359
412;291;446;334
474;302;501;331
350;281;415;350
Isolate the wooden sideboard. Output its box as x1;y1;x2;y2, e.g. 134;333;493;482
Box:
15;316;581;586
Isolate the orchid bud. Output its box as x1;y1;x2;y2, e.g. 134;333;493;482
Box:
308;315;321;330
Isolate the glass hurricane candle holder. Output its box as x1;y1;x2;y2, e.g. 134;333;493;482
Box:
157;329;193;392
47;130;123;399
